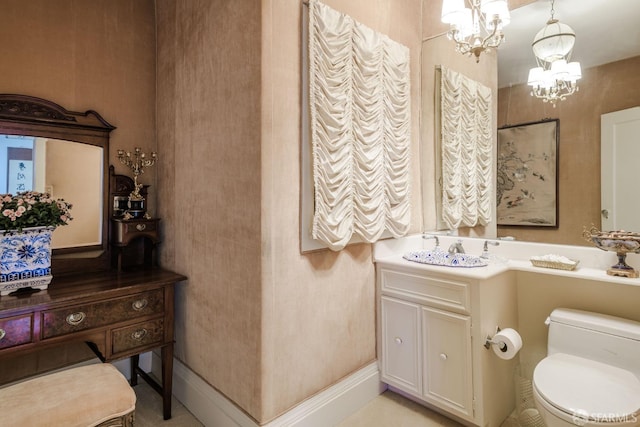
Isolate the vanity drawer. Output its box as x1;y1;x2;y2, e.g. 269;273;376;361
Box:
42;289;164;339
112;318;164;355
380;269;470;313
0;314;32;350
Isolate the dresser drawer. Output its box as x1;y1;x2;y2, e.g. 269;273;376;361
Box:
111;218;160;246
123;220;157;234
112;318;164;354
0;314;32;350
380;269;470;313
42;289;164;339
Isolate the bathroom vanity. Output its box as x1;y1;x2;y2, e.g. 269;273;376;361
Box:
374;234;640;427
377;253;517;426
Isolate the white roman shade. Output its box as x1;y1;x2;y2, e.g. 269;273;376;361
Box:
439;66;492;229
308;0;411;251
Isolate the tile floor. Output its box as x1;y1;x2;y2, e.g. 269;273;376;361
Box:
133;381;204;427
133;384;465;427
337;391;464;427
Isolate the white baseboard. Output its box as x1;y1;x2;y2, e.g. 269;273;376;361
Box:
152;354;385;427
264;362;385;427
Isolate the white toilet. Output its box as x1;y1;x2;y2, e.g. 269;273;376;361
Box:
533;308;640;427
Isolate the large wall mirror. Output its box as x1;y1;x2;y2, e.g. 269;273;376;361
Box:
495;0;640;246
421;0;640;247
0;94;114;274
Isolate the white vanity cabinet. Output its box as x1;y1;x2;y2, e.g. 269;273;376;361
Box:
377;264;517;427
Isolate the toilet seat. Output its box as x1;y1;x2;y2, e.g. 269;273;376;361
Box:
533;353;640;425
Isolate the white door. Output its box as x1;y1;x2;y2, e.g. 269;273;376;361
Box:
601;107;640;231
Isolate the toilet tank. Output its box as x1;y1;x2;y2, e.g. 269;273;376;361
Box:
547;308;640;377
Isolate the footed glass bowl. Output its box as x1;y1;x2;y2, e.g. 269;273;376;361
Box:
584;227;640;278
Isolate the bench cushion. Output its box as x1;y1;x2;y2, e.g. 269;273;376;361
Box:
0;363;136;427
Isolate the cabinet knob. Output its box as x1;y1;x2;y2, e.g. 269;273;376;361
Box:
131;328;148;341
0;328;5;341
132;298;148;311
136;223;147;231
66;311;86;326
394;337;403;345
440;353;448;360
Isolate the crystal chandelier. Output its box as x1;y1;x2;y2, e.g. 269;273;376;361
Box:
441;0;511;62
527;0;581;106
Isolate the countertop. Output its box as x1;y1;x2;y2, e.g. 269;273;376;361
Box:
374;234;640;287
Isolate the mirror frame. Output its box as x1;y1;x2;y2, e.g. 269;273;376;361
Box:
0;94;115;275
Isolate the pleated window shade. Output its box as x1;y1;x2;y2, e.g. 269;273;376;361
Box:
308;0;411;251
439;66;492;230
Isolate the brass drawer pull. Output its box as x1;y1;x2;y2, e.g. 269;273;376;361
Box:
66;312;86;326
131;328;148;341
132;299;148;311
136;223;147;231
0;329;5;341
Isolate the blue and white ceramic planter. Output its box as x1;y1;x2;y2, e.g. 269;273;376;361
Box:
0;227;54;296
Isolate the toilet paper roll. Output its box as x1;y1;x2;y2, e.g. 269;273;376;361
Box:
492;328;522;360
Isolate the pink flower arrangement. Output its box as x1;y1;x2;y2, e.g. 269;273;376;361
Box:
0;191;73;232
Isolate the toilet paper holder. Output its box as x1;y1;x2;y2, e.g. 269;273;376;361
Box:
484;327;508;352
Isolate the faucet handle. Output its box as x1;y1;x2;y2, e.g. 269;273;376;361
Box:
481;240;500;258
422;233;440;250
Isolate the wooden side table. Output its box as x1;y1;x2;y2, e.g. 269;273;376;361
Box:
111;218;161;271
0;268;186;420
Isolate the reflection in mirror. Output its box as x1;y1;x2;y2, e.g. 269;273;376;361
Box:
0;94;114;274
496;0;640;246
0;135;103;249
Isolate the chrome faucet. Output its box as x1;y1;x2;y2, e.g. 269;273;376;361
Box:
422;233;440;251
481;240;500;259
448;239;465;255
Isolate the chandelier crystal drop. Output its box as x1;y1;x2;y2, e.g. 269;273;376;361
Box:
527;0;581;106
441;0;510;62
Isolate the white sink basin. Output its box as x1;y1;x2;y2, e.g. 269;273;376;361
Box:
403;250;488;268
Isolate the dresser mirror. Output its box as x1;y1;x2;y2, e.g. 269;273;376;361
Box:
0;94;114;274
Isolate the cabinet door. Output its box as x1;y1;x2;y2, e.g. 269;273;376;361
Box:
380;296;421;395
422;306;473;420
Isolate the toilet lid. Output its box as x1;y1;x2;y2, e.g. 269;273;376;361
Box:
534;353;640;422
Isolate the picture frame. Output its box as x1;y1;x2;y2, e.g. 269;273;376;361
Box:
497;119;559;227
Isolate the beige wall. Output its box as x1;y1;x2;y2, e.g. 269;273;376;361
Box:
157;0;423;422
260;0;422;420
497;55;640;245
46;140;102;248
516;272;640;379
155;0;263;419
0;0;156;190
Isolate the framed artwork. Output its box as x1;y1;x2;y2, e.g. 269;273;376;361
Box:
497;119;559;227
6;147;33;194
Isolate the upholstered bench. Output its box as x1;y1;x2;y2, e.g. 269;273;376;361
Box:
0;363;136;427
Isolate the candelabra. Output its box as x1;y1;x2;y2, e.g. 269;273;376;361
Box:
117;147;157;219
